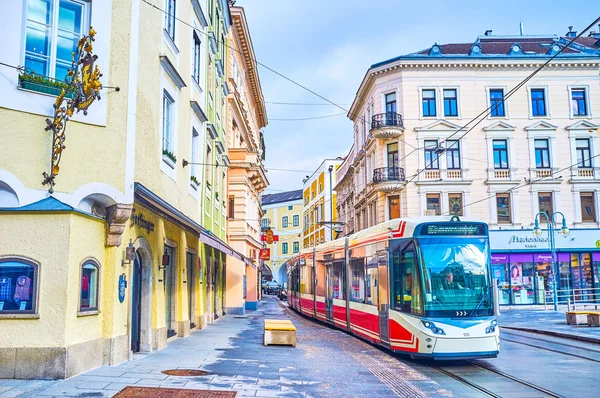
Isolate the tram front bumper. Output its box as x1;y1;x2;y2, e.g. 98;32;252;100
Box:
429;335;499;359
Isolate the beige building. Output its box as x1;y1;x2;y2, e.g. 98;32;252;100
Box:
336;30;600;305
225;5;268;313
261;190;304;284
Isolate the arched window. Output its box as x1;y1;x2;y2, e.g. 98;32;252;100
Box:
80;260;100;312
0;258;38;314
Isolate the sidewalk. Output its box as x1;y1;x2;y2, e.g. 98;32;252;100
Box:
498;308;600;344
0;297;456;398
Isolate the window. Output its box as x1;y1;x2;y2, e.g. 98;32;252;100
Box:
304;214;308;230
538;192;553;218
165;0;176;41
288;206;293;210
385;92;397;125
261;218;269;229
496;193;511;224
443;89;458;117
387;143;398;167
192;32;201;83
282;216;288;228
228;196;234;219
490;89;505;117
314;206;319;223
390;241;423;316
389;195;400;219
24;0;89;81
282;243;288;255
572;88;587;116
493;140;509;169
205;145;212;183
0;259;38;314
424;140;439;169
350;257;366;303
80;261;99;312
534;139;550;168
448;193;463;216
446;140;461;169
162;92;174;156
426;193;441;215
293;242;300;253
581;192;596;222
531;89;546;116
422;89;436;117
576;138;592;168
293;215;299;227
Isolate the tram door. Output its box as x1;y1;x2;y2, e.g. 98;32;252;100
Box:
325;263;334;323
378;252;390;347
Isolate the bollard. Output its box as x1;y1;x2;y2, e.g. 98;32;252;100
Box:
567;297;571;311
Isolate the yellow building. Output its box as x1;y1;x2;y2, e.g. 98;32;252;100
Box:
261;190;304;284
0;0;250;379
225;5;269;313
302;159;342;248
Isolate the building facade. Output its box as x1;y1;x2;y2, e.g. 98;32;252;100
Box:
225;5;269;313
261;190;304;284
0;0;258;379
339;30;600;305
303;159;342;248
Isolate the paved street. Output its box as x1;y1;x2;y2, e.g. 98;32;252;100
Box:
3;297;600;397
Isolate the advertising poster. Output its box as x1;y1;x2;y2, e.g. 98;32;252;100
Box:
510;264;523;287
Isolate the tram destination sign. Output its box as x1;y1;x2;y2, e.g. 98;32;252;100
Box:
421;223;485;236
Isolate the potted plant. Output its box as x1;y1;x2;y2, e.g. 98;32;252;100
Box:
162;149;177;163
18;72;76;98
190;175;200;185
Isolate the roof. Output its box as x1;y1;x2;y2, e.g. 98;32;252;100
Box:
261;189;303;206
371;33;600;69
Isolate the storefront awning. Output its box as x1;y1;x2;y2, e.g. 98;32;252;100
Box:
134;183;247;261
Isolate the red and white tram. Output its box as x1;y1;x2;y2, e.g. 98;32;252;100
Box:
286;216;499;359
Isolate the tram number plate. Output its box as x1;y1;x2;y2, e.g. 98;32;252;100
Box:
463;333;470;337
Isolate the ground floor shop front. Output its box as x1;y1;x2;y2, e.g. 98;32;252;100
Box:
490;229;600;306
0;184;255;379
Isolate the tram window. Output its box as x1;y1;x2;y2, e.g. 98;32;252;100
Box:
316;260;326;297
332;261;345;300
350;258;366;303
391;242;423;316
366;256;378;305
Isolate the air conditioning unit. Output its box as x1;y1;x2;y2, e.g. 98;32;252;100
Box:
425;210;437;216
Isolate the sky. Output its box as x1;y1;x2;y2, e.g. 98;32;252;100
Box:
237;0;596;193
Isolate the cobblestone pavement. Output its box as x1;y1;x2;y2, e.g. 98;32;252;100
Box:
498;307;600;343
0;297;463;398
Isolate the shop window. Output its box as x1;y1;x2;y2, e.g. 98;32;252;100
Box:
491;255;509;305
350;256;365;303
426;193;441;216
538;192;553;218
448;193;463;216
581;192;597;222
0;259;37;314
496;193;511;224
80;260;99;312
509;254;536;305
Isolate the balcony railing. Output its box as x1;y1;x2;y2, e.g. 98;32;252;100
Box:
373;167;406;183
369;113;404;139
421;169;469;181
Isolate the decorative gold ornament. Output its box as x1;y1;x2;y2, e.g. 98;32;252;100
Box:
41;27;103;193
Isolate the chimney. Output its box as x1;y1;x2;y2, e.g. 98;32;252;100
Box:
484;29;493;36
519;22;524;36
590;24;600;38
566;26;577;38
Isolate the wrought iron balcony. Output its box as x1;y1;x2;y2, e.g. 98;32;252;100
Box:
370;113;404;139
373;167;406;192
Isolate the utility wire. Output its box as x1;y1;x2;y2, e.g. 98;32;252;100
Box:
269;112;347;121
265;101;351;106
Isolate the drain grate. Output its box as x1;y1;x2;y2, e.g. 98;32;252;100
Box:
114;386;235;397
162;369;212;377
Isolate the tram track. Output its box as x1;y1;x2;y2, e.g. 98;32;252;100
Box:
432;360;563;398
500;330;600;363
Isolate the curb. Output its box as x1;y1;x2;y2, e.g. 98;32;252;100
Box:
501;325;600;345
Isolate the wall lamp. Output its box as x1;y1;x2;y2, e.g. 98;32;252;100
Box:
122;239;135;267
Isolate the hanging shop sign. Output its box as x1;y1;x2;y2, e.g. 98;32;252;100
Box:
38;27;103;193
259;248;271;260
118;273;127;303
261;230;279;244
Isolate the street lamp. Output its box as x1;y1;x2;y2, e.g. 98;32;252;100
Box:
533;211;569;311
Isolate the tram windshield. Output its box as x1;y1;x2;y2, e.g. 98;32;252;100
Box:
418;237;493;317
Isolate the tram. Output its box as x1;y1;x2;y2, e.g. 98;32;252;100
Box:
286;216;499;359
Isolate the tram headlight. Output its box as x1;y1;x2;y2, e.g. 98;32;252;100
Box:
491;319;498;327
421;320;446;335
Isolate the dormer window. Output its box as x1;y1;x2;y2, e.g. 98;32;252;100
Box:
429;44;441;55
507;44;521;55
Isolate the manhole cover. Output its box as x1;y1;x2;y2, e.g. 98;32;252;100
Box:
114;386;235;397
162;369;212;377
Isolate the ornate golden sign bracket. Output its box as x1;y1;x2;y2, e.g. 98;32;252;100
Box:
41;27;103;193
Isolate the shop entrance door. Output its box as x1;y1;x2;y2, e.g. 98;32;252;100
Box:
131;251;143;352
186;252;195;328
325;263;334;323
213;258;218;320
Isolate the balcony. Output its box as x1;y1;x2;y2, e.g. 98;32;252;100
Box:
370;113;404;139
372;167;406;192
419;169;469;183
570;167;600;182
